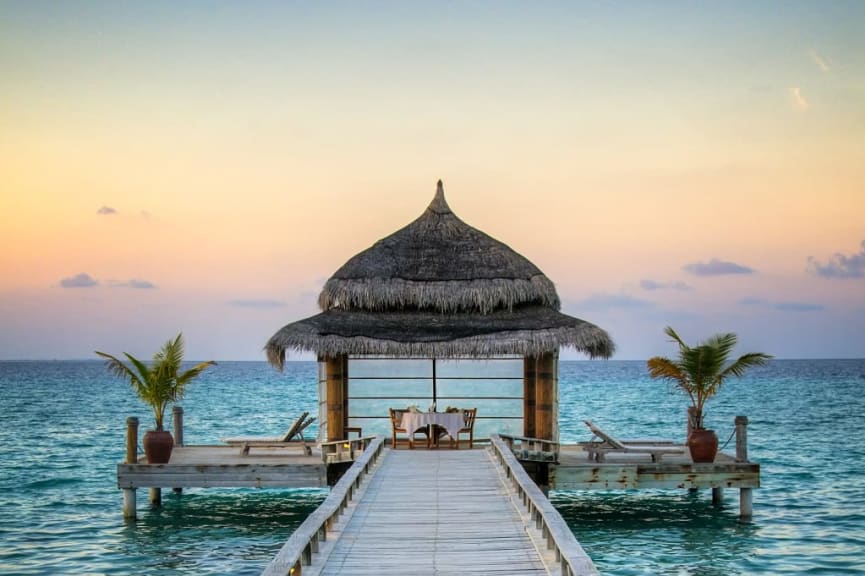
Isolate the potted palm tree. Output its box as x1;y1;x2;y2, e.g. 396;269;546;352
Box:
647;326;771;462
96;333;216;464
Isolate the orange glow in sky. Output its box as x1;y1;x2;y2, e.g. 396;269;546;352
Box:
1;2;863;359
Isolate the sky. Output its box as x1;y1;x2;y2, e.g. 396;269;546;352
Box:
1;1;863;361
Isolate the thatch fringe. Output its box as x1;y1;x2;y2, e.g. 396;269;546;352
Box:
318;275;560;314
265;307;615;370
266;325;613;370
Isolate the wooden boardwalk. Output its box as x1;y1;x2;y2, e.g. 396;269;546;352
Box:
264;440;597;575
317;448;550;575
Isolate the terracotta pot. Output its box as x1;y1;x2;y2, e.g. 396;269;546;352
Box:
143;429;174;464
687;428;718;463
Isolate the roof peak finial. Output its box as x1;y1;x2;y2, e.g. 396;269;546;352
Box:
428;179;451;214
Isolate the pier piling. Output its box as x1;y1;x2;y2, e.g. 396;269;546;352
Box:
123;417;139;519
172;406;184;495
735;416;753;519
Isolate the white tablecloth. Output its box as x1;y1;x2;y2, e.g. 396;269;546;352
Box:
400;412;465;441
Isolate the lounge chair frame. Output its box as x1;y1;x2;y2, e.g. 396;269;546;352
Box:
223;412;317;456
583;420;684;463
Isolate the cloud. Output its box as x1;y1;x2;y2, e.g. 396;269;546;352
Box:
790;87;809;112
683;258;754;277
810;49;831;72
97;205;117;215
640;279;693;291
577;293;654;310
739;297;823;312
228;299;287;308
60;273;99;288
127;279;157;289
808;240;865;279
774;301;824;312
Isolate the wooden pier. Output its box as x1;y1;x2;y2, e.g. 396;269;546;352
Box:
263;436;597;576
116;413;760;574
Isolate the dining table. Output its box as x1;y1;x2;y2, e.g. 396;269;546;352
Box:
400;411;465;448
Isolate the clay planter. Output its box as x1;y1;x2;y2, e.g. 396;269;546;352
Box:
143;429;174;464
687;428;718;463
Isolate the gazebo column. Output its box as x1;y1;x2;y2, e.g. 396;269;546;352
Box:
523;356;537;438
325;354;348;441
535;352;557;442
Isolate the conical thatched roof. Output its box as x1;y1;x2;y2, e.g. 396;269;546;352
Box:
319;181;559;314
266;181;614;368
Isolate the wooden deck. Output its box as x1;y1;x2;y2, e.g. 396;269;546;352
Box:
264;441;597;575
318;449;548;575
118;444;327;489
551;445;760;491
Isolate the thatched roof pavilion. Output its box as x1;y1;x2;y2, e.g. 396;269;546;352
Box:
266;181;614;442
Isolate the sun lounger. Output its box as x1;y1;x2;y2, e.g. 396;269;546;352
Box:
583;420;685;463
223;412;316;456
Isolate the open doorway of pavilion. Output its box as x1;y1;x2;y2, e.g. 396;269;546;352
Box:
317;356;532;442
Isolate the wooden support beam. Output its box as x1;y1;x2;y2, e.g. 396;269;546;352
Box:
523;356;536;438
326;356;347;441
123;417;138;519
535;352;556;441
740;487;753;519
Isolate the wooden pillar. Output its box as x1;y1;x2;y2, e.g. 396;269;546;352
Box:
326;355;347;442
736;416;752;519
535;352;556;442
149;487;162;507
735;416;749;462
172;406;184;495
523;356;536;438
712;487;724;505
172;406;184;447
123;417;138;519
740;488;753;520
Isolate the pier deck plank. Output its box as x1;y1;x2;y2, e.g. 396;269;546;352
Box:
117;445;326;488
552;445;760;490
315;448;550;575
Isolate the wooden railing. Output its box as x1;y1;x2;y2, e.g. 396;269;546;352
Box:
262;436;385;576
319;435;378;464
489;434;598;576
498;433;560;462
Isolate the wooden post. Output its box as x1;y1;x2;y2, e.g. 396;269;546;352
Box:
123;417;139;519
735;415;748;462
326;355;346;442
172;406;184;495
736;416;752;519
535;352;556;441
712;487;724;505
523;356;536;438
173;406;184;447
740;487;753;520
149;487;162;507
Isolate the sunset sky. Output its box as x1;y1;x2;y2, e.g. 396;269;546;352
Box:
1;1;863;361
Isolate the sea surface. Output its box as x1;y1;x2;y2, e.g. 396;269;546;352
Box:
1;359;864;575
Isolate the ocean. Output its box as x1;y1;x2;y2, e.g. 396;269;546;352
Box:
1;359;864;575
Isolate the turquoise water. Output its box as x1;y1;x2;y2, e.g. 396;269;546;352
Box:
1;360;864;574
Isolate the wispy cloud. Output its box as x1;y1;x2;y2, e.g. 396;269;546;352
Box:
789;87;809;112
810;49;831;72
775;301;824;312
808;240;865;279
739;297;823;312
127;279;157;289
640;279;692;292
97;205;117;215
576;293;654;310
60;273;99;288
683;258;754;277
228;299;287;308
